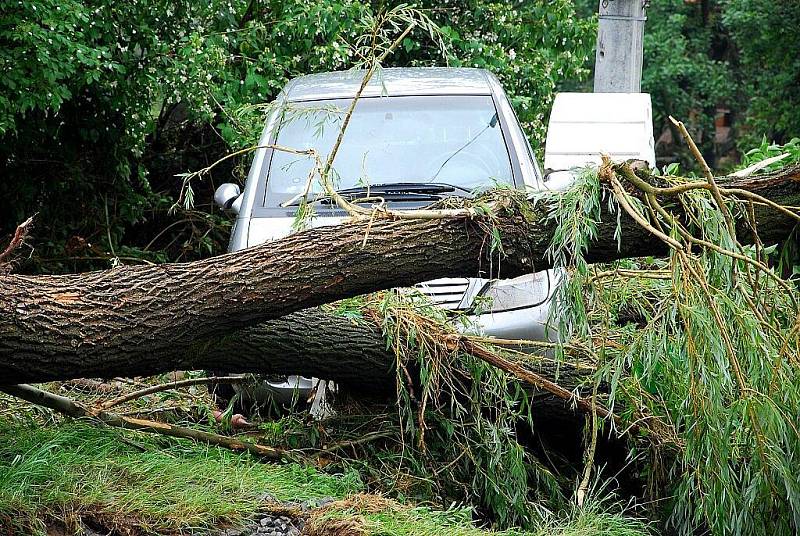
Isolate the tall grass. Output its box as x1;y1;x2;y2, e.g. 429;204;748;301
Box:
0;417;649;536
0;418;360;533
311;491;649;536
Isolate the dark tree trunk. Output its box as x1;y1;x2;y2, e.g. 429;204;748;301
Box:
2;307;594;394
1;165;798;384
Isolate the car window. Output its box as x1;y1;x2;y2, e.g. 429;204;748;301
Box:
262;95;513;206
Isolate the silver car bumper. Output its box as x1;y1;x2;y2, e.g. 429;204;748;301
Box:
462;303;559;346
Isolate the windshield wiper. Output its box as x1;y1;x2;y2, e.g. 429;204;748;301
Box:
318;191;443;205
336;182;472;195
282;182;471;207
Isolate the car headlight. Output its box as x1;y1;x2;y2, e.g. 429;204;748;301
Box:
475;271;557;313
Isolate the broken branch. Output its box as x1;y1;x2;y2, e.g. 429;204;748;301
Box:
0;216;34;268
98;375;247;410
0;383;285;459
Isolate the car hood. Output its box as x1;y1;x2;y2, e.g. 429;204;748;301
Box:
247;215;345;245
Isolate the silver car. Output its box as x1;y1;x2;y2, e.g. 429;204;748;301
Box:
214;67;559;409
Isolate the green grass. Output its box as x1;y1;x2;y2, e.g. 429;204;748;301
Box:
0;418;361;534
316;499;651;536
0;418;650;536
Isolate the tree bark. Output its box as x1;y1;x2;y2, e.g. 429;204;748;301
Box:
2;306;593;395
1;164;798;384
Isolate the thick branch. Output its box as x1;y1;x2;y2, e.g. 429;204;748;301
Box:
1;165;798;382
1;307;593;396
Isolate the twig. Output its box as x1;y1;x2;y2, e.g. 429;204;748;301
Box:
117;406;189;417
315;22;417;219
63;378;120;394
670;116;739;243
34;255;156;265
0;216;34;266
98;375;245;410
172;144;317;212
318;430;394;454
103;195;117;260
577;377;600;506
1;384;286;460
453;337;626;429
669;116;714;183
646;190;800;312
589;268;672;283
608;176;684;251
614;162;800;224
609;162;800;312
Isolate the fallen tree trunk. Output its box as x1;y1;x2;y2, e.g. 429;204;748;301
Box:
3;306;593;394
1;164;799;383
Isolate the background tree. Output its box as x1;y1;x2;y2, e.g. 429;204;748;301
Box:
640;0;733;166
722;0;800;149
0;0;593;272
575;0;799;169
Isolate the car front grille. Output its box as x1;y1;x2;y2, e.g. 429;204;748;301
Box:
414;278;471;310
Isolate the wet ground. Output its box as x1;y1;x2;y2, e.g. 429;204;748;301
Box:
213;495;335;536
40;496;336;536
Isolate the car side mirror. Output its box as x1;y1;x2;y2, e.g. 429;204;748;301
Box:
214;183;242;213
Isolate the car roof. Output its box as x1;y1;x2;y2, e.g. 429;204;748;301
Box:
282;67;496;101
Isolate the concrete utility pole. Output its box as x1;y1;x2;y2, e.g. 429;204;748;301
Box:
594;0;648;93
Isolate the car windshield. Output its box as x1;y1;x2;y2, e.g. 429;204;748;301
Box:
262;95;514;206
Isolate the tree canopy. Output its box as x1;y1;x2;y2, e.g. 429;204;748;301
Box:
4;1;798;268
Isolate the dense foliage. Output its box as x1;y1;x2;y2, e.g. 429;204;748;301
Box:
641;0;800;165
4;0;798;266
574;0;799;168
722;0;800;148
547;162;800;535
640;0;733;156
